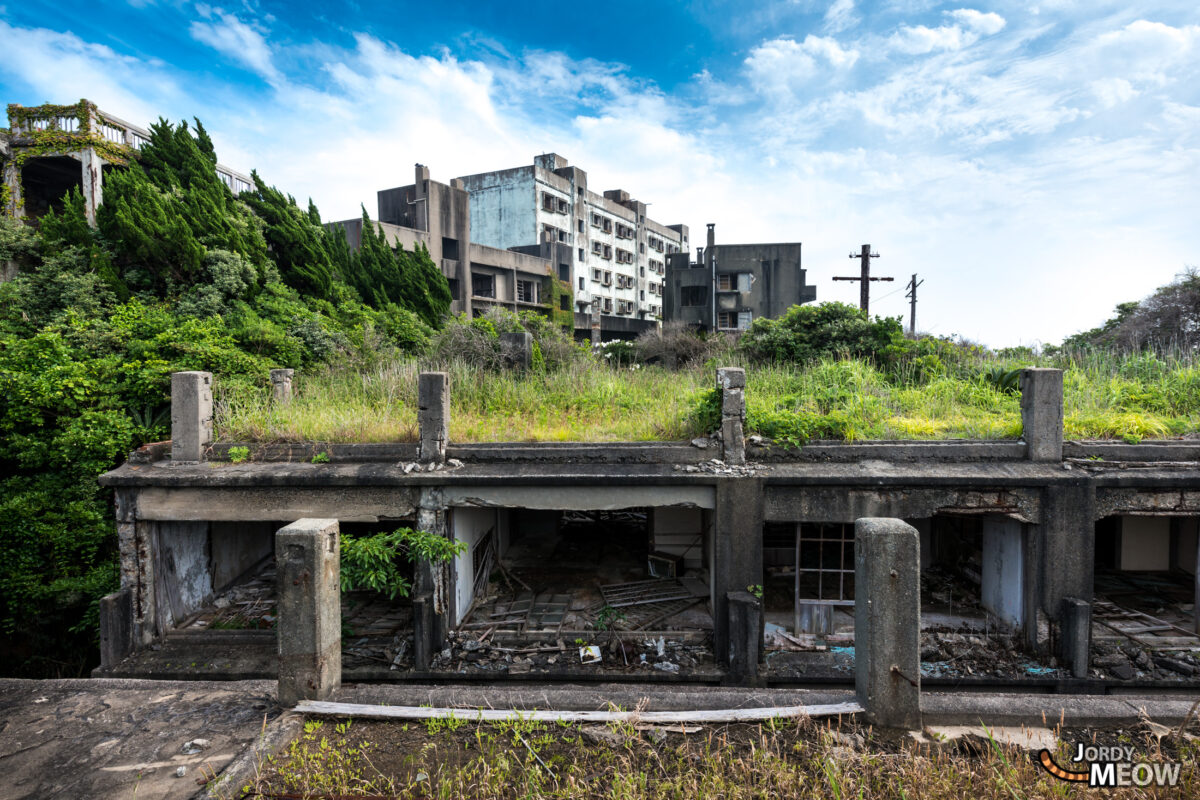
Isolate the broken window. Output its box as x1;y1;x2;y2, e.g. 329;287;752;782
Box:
471;273;495;299
681;286;708;307
517;280;537;304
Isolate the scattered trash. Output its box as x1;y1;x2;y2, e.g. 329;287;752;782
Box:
175;766;187;778
181;739;209;754
579;645;602;664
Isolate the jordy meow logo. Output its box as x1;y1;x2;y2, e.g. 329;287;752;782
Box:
1038;744;1183;788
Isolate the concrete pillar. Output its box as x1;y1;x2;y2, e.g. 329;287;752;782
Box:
98;588;133;668
2;159;23;220
276;519;341;707
1061;598;1091;678
500;331;533;370
712;478;763;669
590;306;602;346
854;518;921;730
414;487;449;668
717;367;746;466
726;590;763;685
418;372;449;463
171;371;213;463
1020;368;1063;462
1039;483;1094;656
79;148;102;227
270;368;294;404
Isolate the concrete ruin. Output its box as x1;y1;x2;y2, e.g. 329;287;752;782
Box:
95;368;1200;691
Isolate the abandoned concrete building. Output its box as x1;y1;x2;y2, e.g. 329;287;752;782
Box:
666;223;817;333
456;154;688;337
334;155;689;341
1;99;251;227
95;368;1200;693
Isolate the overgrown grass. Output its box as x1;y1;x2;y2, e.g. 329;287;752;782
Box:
233;716;1200;799
213;348;1200;444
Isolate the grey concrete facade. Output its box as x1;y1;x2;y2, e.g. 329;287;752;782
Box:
665;223;817;332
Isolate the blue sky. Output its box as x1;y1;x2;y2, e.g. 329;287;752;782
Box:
2;0;1198;346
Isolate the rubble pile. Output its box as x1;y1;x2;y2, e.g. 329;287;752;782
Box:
1090;642;1199;681
428;631;713;675
674;458;761;476
919;627;1060;679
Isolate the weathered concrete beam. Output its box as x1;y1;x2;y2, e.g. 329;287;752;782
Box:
1039;483;1094;656
712;478;763;669
1020;368;1063;462
276;519;341;707
854;517;921;730
717;367;746;466
500;331;533;370
1061;598;1091;678
725;590;764;686
414;487;450;667
418;372;449;463
98;589;133;668
270;368;294;404
170;371;213;464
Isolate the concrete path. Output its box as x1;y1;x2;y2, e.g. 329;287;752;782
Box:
2;678;1196;800
0;678;279;800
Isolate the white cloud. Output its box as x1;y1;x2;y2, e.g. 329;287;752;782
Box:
1090;76;1137;108
947;9;1006;36
744;35;858;97
888;24;971;54
189;7;280;83
823;0;859;33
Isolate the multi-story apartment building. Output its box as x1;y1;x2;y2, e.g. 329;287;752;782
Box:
333;164;571;322
665;224;817;333
456;154;688;340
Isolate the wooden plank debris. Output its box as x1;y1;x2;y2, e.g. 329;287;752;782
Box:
295;700;864;724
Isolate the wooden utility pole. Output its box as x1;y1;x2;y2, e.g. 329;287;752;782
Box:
832;244;891;315
905;273;924;335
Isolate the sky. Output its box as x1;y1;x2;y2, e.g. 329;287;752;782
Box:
1;1;1198;347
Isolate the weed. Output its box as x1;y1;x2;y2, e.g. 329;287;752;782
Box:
227;445;250;463
311;451;330;463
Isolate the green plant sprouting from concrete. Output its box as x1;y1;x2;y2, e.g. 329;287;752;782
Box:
340;527;466;600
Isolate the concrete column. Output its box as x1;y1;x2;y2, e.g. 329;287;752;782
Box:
414;487;449;669
500;331;533;370
276;519;341;707
418;372;449;463
171;371;213;464
270;368;294;404
854;518;921;730
98;589;133;668
1020;368;1063;462
717;367;746;466
3;159;23;220
712;478;763;670
1039;483;1094;656
726;590;763;685
1061;598;1091;678
590;306;602;346
79;148;102;227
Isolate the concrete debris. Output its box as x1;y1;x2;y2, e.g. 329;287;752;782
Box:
690;438;711;449
652;661;680;673
673;458;761;476
175;766;187;778
181;738;210;754
580;725;625;747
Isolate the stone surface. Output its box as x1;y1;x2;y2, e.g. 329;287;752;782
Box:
855;518;921;730
1020;368;1063;462
0;678;280;800
270;368;294;404
276;519;341;707
418;372;450;463
170;371;213;463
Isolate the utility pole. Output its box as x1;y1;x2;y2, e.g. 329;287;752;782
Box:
905;273;924;335
832;244;891;315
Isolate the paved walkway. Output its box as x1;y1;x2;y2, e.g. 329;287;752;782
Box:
0;678;278;800
2;678;1196;799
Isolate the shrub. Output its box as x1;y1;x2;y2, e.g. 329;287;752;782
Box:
740;302;904;365
340;528;466;600
635;321;728;368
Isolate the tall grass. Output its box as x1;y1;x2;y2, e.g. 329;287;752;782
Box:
213;347;1200;444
